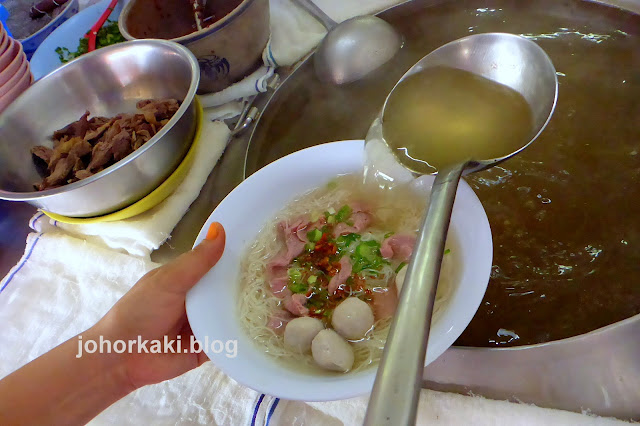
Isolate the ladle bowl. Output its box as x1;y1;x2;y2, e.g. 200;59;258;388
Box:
364;33;558;425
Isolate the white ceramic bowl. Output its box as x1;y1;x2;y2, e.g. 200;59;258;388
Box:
186;140;493;401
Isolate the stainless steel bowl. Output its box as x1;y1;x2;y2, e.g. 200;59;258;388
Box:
0;39;200;217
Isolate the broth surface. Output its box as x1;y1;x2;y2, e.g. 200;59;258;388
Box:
383;67;534;173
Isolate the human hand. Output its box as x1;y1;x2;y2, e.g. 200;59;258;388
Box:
90;222;226;391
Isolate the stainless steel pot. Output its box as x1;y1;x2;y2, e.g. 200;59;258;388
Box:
0;40;199;217
118;0;270;94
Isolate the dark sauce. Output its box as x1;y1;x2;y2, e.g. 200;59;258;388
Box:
126;0;243;40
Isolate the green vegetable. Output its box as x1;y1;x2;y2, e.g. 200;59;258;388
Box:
328;207;336;215
56;21;126;64
351;240;385;274
336;233;360;254
288;267;302;282
327;215;336;224
288;267;308;293
305;242;315;251
394;262;407;274
356;242;378;259
289;281;308;294
307;275;317;284
307;229;323;242
384;232;394;239
335;205;352;222
444;249;451;255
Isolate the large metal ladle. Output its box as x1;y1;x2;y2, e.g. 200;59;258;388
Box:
364;33;558;425
292;0;402;85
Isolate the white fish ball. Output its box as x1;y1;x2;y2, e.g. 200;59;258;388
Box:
284;317;324;353
331;297;375;340
311;329;355;372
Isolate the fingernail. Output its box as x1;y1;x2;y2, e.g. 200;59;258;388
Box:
206;222;222;240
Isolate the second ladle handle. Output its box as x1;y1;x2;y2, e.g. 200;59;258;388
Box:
364;164;465;425
291;0;337;31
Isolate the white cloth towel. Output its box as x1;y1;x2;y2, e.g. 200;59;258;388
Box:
0;1;632;425
31;120;230;258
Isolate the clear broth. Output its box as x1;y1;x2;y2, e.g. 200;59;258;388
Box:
382;66;534;174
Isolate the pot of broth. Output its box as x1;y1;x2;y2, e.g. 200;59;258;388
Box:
118;0;270;93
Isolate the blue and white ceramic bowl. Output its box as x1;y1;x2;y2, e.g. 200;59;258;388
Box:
30;0;123;80
20;0;79;59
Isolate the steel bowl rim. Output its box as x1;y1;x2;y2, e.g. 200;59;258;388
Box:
0;39;200;201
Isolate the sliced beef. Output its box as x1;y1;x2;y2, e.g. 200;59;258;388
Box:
283;293;309;317
111;129;132;161
83;120;113;143
371;286;398;320
69;140;93;158
380;235;416;262
75;170;93;180
31;146;52;164
41;153;76;189
53;111;91;140
328;256;353;295
87;140;113;171
32;99;179;191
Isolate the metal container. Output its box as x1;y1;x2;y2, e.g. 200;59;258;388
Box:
0;39;199;217
118;0;270;94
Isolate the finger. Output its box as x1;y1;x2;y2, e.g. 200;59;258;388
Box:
153;222;226;294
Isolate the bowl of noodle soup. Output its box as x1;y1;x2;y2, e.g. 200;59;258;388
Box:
186;140;492;401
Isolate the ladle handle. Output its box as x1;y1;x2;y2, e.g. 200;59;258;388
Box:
364;164;465;426
291;0;337;31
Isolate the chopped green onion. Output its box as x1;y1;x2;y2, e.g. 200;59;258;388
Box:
308;275;317;284
289;281;308;294
335;233;360;255
305;242;315;251
356;242;377;259
328;207;336;215
351;240;384;273
327;215;336;224
307;229;323;242
335;205;352;222
384;232;394;239
288;268;302;281
444;249;451;255
395;262;407;273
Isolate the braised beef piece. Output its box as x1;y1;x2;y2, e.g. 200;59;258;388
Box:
75;170;93;180
32;98;181;191
111;129;133;162
52;112;91;140
31;99;180;190
31;146;52;164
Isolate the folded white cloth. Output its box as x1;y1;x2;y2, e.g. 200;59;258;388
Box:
0;1;631;425
31;120;230;258
268;0;403;67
